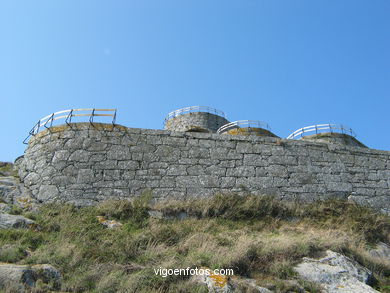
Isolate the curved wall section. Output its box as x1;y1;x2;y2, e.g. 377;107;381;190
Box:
18;122;390;213
300;133;367;148
164;112;229;133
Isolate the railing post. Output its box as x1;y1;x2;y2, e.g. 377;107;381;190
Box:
36;120;40;135
65;109;74;125
50;113;54;127
112;110;117;125
89;109;95;123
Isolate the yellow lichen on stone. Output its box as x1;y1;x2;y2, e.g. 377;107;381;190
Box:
224;127;276;137
30;123;130;144
209;271;229;288
16;197;33;209
96;216;123;229
96;216;107;223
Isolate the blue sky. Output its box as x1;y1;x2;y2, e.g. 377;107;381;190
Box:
1;0;389;161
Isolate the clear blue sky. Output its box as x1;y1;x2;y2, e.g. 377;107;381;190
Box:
1;1;389;161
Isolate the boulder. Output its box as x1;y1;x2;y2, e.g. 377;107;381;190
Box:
369;242;390;266
191;267;273;293
294;250;378;293
0;203;12;213
230;277;273;292
191;267;233;293
0;213;35;229
0;177;16;203
0;263;61;292
0;175;37;210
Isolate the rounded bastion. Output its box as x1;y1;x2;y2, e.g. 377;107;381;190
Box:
164;106;229;133
217;120;279;137
300;132;367;148
287;124;367;148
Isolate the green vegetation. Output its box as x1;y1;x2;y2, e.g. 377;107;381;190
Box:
0;162;18;177
1;193;390;292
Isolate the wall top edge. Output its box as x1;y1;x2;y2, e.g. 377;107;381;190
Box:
27;122;390;155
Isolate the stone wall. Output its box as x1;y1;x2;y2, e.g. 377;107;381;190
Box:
18;123;390;213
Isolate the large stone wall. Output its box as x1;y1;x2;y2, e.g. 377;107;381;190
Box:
18;123;390;213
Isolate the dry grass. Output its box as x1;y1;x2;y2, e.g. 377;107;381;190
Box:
1;193;390;292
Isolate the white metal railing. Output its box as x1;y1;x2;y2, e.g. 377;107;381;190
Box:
23;108;117;144
217;120;271;134
286;123;356;140
164;106;226;124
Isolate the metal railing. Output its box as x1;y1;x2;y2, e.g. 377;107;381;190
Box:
217;120;271;134
164;106;226;125
286;123;356;140
23;108;117;144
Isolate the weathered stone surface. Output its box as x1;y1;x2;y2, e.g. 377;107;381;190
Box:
165;112;229;133
191;267;233;293
16;123;390;211
0;263;61;292
0;213;35;229
230;278;273;292
0;203;12;213
69;149;91;162
294;250;377;293
37;184;59;201
368;242;390;266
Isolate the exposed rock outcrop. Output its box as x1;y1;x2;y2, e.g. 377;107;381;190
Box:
191;267;273;293
0;163;37;210
294;250;378;293
0;213;35;229
369;242;390;266
0;263;61;292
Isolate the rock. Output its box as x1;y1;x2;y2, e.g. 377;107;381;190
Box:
0;263;61;292
0;175;38;210
230;277;273;292
0;203;12;213
192;270;275;293
96;216;123;229
0;177;17;203
0;213;35;229
0;162;14;177
369;242;390;266
294;250;378;293
191;267;233;293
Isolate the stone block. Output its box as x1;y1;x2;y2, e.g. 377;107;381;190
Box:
117;161;139;170
52;150;70;163
176;176;200;188
187;165;205;176
107;145;130;160
236;142;253;153
267;165;288;178
226;166;255;177
160;177;176;188
37;185;59;201
243;154;268;167
69;150;91;162
166;165;187;176
221;177;236;188
77;169;95;183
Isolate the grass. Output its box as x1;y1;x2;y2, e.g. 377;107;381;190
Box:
1;193;390;292
0;162;18;177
